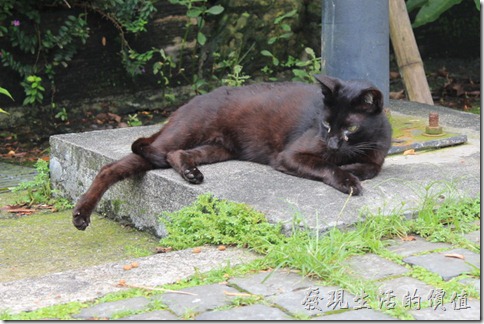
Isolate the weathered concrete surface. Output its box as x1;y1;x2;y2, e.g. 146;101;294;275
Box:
0;246;259;314
49;100;480;236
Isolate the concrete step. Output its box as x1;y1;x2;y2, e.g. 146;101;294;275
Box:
49;100;480;237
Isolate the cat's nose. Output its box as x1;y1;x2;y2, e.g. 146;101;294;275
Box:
327;137;341;150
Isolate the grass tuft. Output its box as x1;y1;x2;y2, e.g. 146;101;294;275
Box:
159;194;286;253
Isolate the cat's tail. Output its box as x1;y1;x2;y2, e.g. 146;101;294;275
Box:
72;153;154;230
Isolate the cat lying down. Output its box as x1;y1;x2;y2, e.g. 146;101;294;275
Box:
73;75;392;230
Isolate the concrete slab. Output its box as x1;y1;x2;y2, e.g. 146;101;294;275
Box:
154;283;240;316
118;310;178;320
49;101;480;236
313;308;397;320
403;248;480;281
410;299;480;320
194;304;292;320
463;230;480;244
344;254;409;280
72;296;150;319
229;270;314;297
386;236;452;257
376;277;435;303
269;285;357;316
0;246;259;314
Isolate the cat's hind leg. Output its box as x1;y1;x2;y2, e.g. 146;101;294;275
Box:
166;145;234;184
131;137;170;168
73;153;154;230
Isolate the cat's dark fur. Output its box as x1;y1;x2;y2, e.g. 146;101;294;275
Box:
73;75;392;230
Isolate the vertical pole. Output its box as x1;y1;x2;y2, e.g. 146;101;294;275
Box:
321;0;389;104
389;0;434;105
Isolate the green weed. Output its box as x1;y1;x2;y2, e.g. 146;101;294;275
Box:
409;197;480;251
159;194;286;253
0;302;86;320
230;294;264;307
12;159;73;210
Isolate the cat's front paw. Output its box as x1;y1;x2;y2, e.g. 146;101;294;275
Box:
73;201;92;231
182;167;204;184
336;172;362;195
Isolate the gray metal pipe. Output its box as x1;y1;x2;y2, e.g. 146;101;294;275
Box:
321;0;389;104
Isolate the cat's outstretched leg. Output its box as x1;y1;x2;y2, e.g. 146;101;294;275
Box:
73;153;153;230
340;162;382;181
273;151;363;195
166;145;234;184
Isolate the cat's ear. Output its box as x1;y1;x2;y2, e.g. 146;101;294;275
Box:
356;88;383;114
314;74;340;98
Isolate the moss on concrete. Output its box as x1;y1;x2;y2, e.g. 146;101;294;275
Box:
390;114;460;147
0;191;160;282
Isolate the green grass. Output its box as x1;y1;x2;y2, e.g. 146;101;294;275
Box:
159;194;286;253
156;192;480;320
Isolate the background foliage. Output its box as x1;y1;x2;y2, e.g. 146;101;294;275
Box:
0;0;479;113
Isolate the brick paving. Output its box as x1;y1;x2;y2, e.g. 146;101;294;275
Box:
2;234;476;320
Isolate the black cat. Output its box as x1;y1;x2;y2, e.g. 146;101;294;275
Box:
73;74;392;230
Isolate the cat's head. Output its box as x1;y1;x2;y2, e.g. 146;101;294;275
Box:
313;74;390;155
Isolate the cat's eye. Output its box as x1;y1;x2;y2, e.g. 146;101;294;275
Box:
346;125;359;133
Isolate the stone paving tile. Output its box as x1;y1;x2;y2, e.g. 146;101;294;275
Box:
386;236;452;257
229;270;314;297
195;304;292;320
344;253;409;280
154;283;239;317
313;308;397;320
459;278;480;293
72;296;150;319
118;310;178;320
463;230;480;244
403;248;480;281
269;286;357;317
376;276;435;304
410;299;480;320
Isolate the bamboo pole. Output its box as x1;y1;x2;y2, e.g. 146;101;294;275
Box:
389;0;434;105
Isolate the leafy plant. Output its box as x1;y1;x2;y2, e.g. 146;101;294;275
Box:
12;159;73;210
221;64;250;87
21;75;45;106
169;0;224;46
127;113;142;127
152;49;177;87
406;0;480;28
159;194;286;253
268;9;297;45
54;106;69;122
289;47;321;83
409;197;480;250
0;86;14;114
0;0;159;106
261;47;321;83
